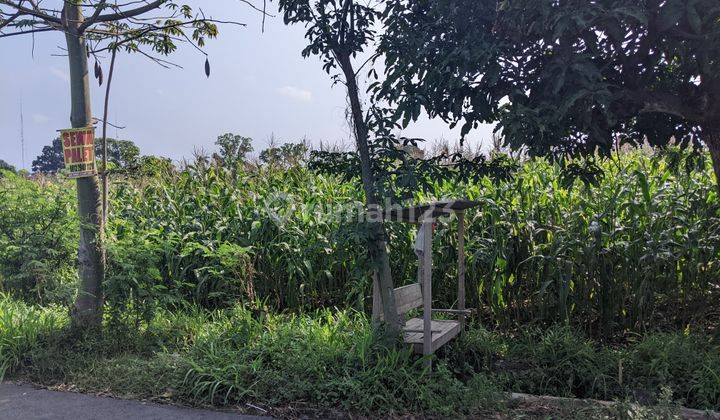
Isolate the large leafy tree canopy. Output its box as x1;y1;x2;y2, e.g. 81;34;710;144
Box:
32;139;65;173
280;0;516;202
32;137;140;173
215;133;254;167
376;0;502;136
378;0;720;184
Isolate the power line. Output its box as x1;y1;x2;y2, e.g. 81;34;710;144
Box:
19;98;26;170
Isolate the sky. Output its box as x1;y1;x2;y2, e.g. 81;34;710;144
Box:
0;1;495;170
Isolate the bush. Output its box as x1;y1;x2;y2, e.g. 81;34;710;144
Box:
626;333;720;409
501;326;620;400
0;173;77;305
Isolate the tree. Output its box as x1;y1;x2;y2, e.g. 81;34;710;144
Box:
0;159;15;172
378;0;720;191
260;142;308;167
1;0;235;328
279;0;402;333
136;155;174;177
32;139;65;173
215;133;254;168
95;138;140;169
32;138;140;173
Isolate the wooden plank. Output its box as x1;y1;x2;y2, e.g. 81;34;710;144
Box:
375;283;422;320
421;221;433;368
404;329;443;333
457;211;466;328
395;283;422;314
403;318;425;344
429;321;460;352
403;320;424;345
383;200;480;223
403;318;461;353
431;308;474;315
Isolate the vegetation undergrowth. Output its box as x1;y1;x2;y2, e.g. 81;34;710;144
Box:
0;295;502;416
2;296;718;415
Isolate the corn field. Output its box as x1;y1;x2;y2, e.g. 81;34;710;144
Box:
1;149;719;337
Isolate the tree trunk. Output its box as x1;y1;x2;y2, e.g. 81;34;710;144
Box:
336;52;401;335
64;4;105;329
706;126;720;195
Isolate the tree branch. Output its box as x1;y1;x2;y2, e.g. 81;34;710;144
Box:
79;0;108;31
88;18;244;54
81;0;166;29
0;10;22;30
634;90;705;123
0;26;52;38
0;0;61;24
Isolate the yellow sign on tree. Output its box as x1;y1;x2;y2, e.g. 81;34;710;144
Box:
60;127;96;178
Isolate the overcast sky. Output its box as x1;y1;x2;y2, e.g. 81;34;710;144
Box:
0;1;495;170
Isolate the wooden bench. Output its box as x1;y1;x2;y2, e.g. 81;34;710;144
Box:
372;200;478;367
374;281;472;354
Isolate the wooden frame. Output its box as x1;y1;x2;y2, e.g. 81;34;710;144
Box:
421;219;433;365
372;200;478;369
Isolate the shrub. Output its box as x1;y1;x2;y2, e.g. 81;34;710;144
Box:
502;326;620;400
626;333;720;409
0;173;77;305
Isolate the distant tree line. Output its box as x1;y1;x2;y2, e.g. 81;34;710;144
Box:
29;134;310;175
32;138;140;174
0;160;15;173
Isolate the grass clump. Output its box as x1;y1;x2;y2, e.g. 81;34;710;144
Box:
626;333;720;409
0;294;67;380
448;323;720;412
504;326;621;400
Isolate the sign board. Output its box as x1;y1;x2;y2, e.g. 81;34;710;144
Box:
60;127;96;178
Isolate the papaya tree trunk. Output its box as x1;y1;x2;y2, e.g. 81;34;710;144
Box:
64;3;105;328
336;51;401;335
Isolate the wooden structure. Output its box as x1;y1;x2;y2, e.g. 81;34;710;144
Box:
372;200;478;367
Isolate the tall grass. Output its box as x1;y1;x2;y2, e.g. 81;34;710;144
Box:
107;160;371;316
2;296;717;412
0;293;67;380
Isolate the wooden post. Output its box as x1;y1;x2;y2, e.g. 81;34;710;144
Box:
457;211;466;329
421;220;433;369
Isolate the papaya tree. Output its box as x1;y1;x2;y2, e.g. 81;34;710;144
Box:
278;0;401;334
378;0;720;191
0;0;238;328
